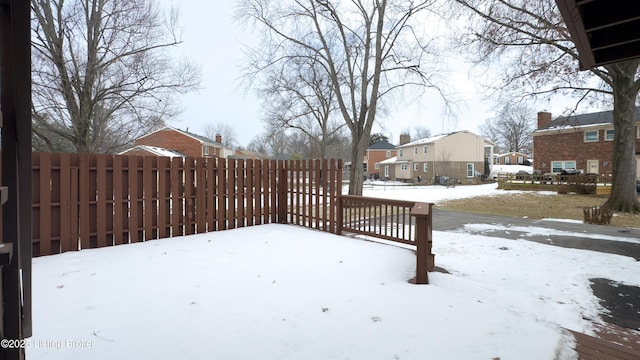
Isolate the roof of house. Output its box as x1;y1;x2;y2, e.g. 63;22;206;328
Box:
368;140;396;150
538;108;640;131
398;130;494;147
139;126;224;147
379;156;398;164
119;145;186;158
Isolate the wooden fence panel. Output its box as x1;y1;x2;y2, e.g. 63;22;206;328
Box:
1;153;343;256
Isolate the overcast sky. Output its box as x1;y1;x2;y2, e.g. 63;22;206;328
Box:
165;1;564;148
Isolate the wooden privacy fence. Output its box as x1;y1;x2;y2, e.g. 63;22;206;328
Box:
0;153;342;256
337;195;434;284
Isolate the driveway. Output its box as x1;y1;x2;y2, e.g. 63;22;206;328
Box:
433;208;640;261
433;208;640;330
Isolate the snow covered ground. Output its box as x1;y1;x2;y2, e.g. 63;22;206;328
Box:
26;184;640;360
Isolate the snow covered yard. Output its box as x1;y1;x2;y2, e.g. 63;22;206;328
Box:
27;184;640;359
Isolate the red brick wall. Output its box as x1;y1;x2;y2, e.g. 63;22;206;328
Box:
366;149;397;175
135;129;203;158
533;128;640;174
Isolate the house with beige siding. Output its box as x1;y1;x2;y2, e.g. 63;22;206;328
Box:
390;131;494;184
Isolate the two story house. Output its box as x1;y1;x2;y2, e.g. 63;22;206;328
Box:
495;152;531;165
365;140;397;179
123;126;233;158
532;110;640;178
389;131;494;184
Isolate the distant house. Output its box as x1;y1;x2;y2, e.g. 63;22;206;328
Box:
229;149;266;160
496;152;530;165
390;131;494;184
532;110;640;177
127;126;233;158
365;140;397;179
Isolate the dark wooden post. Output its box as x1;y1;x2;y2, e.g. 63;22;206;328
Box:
336;195;343;235
1;0;33;358
411;202;434;285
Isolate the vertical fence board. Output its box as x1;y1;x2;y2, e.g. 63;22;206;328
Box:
158;157;170;238
246;159;254;227
238;160;246;227
184;158;195;235
105;156;115;246
59;153;72;252
227;159;237;229
96;155;108;248
328;160;336;233
217;158;227;230
254;160;262;225
113;156;124;245
171;157;183;237
195;158;206;233
39;153;52;255
129;156;140;243
143;157;154;240
78;154;91;249
206;159;216;232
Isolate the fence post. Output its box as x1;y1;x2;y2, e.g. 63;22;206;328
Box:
336;195;343;235
411;202;434;285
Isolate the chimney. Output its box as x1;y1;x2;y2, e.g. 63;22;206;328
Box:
399;133;411;145
537;112;552;129
215;134;222;144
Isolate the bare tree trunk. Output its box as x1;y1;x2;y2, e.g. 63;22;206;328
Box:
348;134;369;195
604;62;640;213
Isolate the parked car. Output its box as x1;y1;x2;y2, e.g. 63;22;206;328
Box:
515;170;530;180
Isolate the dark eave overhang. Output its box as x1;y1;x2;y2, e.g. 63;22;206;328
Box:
556;0;640;70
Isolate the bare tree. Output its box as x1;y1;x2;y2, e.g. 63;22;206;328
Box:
481;105;534;154
204;123;238;148
31;0;201;153
256;47;345;159
453;0;640;212
411;126;432;141
238;0;447;195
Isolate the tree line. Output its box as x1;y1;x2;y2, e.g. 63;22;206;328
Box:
31;0;639;211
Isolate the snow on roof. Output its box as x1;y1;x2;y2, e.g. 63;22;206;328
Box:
378;156;398;164
120;145;186;158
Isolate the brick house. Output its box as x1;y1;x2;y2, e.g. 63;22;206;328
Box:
365;140;397;178
389;131;494;184
130;126;232;158
495;152;530;165
532;110;640;178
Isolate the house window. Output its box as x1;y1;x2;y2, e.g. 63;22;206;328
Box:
552;160;576;173
423;145;428;154
423;163;428;172
401;164;408;171
466;163;474;178
496;157;500;164
637;126;640;139
399;149;403;157
584;130;598;142
386;150;391;157
414;147;418;155
504;157;510;165
374;163;380;169
605;129;615;141
203;145;209;155
517;156;524;164
413;163;418;171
